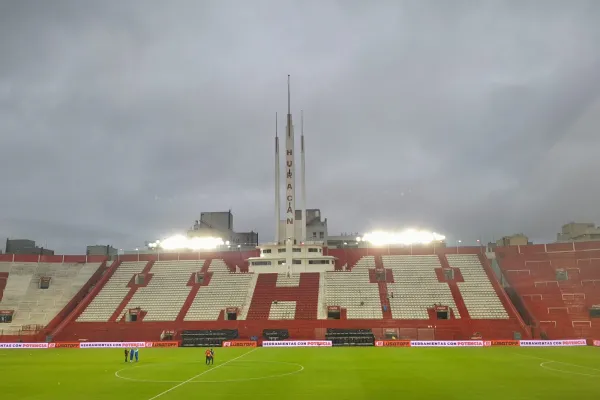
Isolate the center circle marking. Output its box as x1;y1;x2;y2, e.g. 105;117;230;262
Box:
540;361;600;378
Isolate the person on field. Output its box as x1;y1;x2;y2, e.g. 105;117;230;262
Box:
209;348;214;365
124;348;129;363
134;347;139;362
130;348;135;362
205;348;212;365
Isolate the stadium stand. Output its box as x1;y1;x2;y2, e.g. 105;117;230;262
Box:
46;249;527;342
0;261;102;329
0;255;106;339
13;243;600;343
496;242;600;339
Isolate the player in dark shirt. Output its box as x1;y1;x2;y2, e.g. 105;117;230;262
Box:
124;348;129;363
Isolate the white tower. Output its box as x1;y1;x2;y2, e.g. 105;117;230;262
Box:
284;76;296;266
247;76;336;274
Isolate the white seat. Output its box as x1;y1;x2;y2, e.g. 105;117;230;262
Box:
122;260;203;321
447;254;509;319
77;261;147;322
184;260;253;321
323;256;383;319
0;261;102;329
382;255;460;319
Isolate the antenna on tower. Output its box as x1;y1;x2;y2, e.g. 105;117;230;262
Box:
287;74;291;115
275;111;281;243
300;109;307;242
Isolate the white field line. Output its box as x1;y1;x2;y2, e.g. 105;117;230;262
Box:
514;352;600;377
147;348;258;400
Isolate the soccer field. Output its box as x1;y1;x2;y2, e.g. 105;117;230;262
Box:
2;347;599;399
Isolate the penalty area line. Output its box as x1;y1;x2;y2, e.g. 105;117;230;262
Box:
146;348;258;400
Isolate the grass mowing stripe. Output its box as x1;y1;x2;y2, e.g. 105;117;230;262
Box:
147;348;258;400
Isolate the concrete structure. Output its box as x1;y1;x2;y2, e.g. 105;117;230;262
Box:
327;233;362;249
249;241;335;274
5;239;54;255
188;211;258;250
496;234;529;247
195;211;233;232
277;209;328;244
557;222;600;242
248;76;334;273
86;245;118;258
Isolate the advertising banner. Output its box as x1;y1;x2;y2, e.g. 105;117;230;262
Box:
410;340;484;347
49;342;80;349
0;342;49;349
484;340;520;346
222;341;257;348
145;341;179;348
519;339;586;347
262;340;332;347
79;342;147;349
3;338;593;349
375;340;411;347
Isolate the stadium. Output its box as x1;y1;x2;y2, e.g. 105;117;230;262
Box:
1;79;599;400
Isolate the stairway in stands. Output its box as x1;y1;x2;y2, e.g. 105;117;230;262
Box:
246;273;320;320
176;259;212;322
373;255;392;319
0;272;8;302
438;255;470;319
109;261;155;322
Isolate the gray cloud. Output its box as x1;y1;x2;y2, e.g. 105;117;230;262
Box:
1;0;600;252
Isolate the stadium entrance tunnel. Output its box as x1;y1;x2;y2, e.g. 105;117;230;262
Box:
115;360;304;384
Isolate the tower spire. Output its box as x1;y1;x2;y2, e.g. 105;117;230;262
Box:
301;109;307;243
284;74;296;259
275;112;280;243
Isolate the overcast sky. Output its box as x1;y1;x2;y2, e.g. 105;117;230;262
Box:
1;0;600;253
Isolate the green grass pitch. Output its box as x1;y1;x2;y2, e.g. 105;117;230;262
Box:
1;347;599;399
